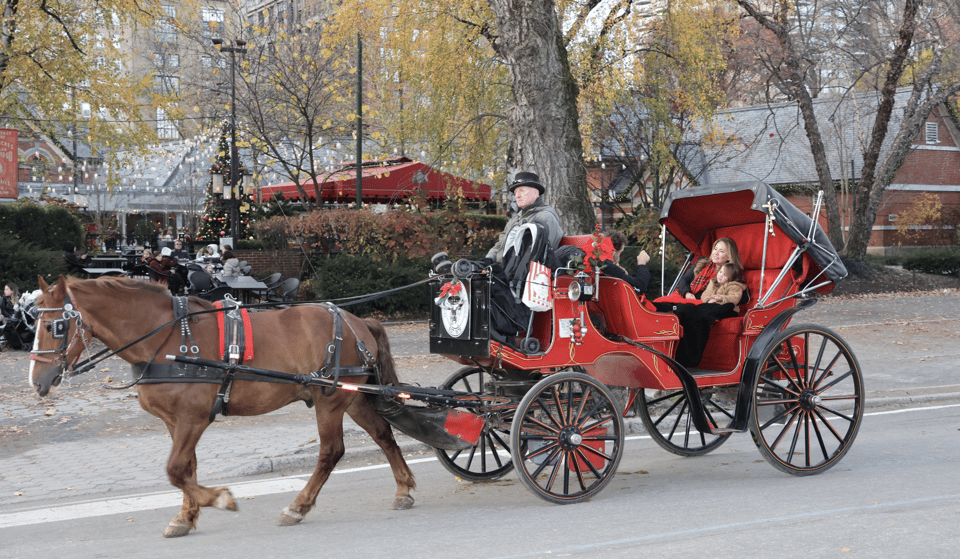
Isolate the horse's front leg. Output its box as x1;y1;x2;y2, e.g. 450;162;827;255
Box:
277;398;349;526
163;418;236;538
347;394;417;510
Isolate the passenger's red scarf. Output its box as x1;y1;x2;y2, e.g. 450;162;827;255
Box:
689;262;716;295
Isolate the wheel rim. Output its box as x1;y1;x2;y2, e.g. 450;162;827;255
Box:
639;386;735;456
434;368;515;481
511;373;624;503
750;326;863;475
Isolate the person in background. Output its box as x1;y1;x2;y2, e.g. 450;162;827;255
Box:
170;239;190;260
202;243;220;261
602;230;651;294
1;283;20;349
1;282;19;322
220;245;240;277
62;242;89;270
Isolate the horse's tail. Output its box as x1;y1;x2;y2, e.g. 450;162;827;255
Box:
362;318;400;386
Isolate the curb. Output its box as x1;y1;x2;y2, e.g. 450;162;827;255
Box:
233;391;960;478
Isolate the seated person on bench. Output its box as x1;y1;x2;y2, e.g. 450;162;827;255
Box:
700;263;747;312
602;230;651;293
654;237;745;367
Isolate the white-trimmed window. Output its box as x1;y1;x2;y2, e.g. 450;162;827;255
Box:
155;74;180;94
156;5;177;44
202;7;224;39
925;122;939;144
157;107;178;139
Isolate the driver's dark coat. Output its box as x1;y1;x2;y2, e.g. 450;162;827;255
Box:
485;198;563;263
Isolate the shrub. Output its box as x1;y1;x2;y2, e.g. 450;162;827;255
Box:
901;248;960;275
0;236;65;292
0;202;83;250
310;254;431;317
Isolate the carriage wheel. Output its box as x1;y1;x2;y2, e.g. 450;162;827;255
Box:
638;385;736;457
750;324;864;476
434;367;515;482
510;372;624;504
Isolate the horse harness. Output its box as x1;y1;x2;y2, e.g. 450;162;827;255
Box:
160;298;379;421
33;287;381;421
29;285;92;383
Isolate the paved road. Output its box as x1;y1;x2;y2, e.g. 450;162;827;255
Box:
1;291;958;511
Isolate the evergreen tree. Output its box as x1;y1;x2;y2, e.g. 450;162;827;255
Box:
199;130;254;241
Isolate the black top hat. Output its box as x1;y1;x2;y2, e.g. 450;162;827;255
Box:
509;171;545;194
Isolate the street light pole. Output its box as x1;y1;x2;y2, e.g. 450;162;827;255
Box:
212;37;247;242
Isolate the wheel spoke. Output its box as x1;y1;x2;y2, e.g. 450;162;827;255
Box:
751;326;864;475
512;372;624;503
435;367;517;482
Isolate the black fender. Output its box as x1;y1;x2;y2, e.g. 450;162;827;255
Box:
729;297;819;431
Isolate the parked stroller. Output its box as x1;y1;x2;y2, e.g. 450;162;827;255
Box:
1;290;38;350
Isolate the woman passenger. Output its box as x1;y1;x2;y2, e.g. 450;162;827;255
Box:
655;237;745;367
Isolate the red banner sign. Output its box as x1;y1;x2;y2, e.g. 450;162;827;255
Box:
0;129;18;198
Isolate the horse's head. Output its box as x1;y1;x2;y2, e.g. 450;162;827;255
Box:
29;276;90;397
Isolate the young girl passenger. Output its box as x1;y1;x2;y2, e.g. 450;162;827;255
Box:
701;263;748;312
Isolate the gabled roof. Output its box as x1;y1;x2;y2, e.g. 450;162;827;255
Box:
692;88;915;185
259;157;491;203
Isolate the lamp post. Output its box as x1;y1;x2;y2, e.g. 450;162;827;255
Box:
211;37;247;242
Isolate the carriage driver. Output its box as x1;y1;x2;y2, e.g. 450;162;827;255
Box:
481;171;564;266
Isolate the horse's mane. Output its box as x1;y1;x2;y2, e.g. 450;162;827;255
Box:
63;275;216;310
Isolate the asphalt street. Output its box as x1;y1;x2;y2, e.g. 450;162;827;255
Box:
1;290;958;514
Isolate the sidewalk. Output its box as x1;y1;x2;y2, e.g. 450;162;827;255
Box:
2;291;958;509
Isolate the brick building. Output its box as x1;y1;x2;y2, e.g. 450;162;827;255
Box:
692;89;960;255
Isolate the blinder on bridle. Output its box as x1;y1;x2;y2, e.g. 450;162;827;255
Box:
51;315;69;339
31;294;89;380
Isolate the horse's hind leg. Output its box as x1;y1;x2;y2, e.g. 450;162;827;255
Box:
347;395;417;510
163;419;237;538
277;403;348;526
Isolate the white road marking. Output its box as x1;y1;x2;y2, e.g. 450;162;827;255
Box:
1;405;956;529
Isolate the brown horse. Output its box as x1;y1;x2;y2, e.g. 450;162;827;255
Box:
28;275;416;537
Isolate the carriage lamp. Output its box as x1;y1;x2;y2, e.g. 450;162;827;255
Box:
568;272;595;302
210;171;224;196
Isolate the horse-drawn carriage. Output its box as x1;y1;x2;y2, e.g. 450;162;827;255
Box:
27;180;862;535
424;180;863;503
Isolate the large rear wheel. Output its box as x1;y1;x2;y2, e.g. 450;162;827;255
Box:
510;372;624;504
638;385;736;456
750;324;864;476
434;367;515;481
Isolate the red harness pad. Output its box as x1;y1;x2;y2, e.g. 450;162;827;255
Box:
213;301;255;362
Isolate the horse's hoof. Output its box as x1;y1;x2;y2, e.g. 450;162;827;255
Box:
214;488;238;511
392;495;415;510
163;522;192;538
277;506;304;526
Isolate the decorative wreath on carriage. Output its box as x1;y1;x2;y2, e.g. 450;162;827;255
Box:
569;225;615;275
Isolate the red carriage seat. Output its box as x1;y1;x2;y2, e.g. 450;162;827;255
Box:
694;223;802;371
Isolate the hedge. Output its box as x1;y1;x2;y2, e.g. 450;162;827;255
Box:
0;203;83;251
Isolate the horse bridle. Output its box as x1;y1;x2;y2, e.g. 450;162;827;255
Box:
29;286;92;382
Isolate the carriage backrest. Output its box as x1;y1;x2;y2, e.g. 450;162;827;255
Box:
696;223;800;311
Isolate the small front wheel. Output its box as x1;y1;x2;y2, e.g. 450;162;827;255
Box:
510;372;624;504
750;324;864;476
434;367;515;481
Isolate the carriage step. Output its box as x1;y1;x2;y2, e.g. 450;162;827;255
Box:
711;428;737;435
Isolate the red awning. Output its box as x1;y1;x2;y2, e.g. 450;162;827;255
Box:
258;157;491;204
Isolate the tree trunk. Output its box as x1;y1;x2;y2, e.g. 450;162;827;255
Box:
843;0;919;259
486;0;594;235
735;0;845;250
